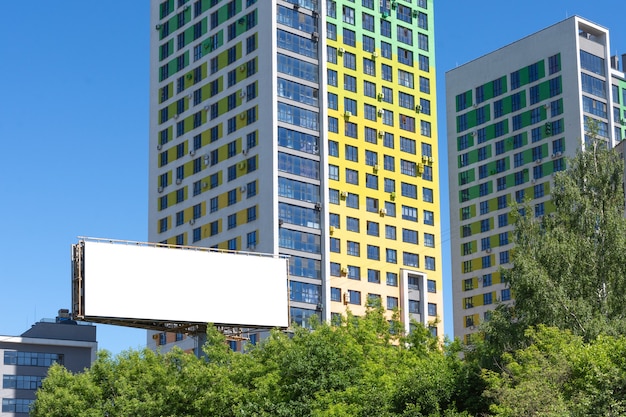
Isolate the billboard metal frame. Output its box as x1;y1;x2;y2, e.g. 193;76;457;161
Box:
71;237;290;335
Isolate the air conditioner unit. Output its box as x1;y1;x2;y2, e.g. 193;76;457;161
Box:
477;276;483;282
173;114;179;119
158;186;164;193
428;156;433;163
155;24;161;30
377;92;384;101
340;191;348;198
551;153;556;159
390;192;396;200
240;112;246;120
242;148;248;155
240;185;247;193
377;109;385;117
314;202;321;211
311;32;319;41
373;164;380;172
189;219;195;225
202;182;208;188
412;10;418;18
240;64;246;72
157;144;162;150
341;267;349;275
531;178;536;184
556;151;562;157
379;208;387;216
338;47;345;55
422;155;428;162
189;149;196;156
344;111;352;118
415;105;422;113
343;291;350;304
377;130;384;138
471;131;477;136
203;105;209;111
239;90;246;98
187;93;193;100
329;226;335;233
203;154;210;165
237;161;247;170
372;51;379;58
535;159;542;164
176;178;182;185
486;248;492;253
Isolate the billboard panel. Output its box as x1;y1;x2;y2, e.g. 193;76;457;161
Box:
74;240;289;329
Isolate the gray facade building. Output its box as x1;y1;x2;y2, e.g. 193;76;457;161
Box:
446;16;626;342
0;310;97;416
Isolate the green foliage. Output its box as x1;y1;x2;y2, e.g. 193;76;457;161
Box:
32;309;468;416
482;144;626;360
482;326;626;416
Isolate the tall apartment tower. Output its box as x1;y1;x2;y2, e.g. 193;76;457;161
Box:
149;0;443;349
446;16;626;342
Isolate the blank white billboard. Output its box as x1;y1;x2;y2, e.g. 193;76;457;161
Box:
78;240;289;328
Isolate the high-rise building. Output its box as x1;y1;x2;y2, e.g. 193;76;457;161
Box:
149;0;443;348
0;310;97;415
446;16;626;342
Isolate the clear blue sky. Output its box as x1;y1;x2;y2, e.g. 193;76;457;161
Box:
0;1;623;355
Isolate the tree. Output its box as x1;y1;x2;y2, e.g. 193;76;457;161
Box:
32;308;471;416
483;141;626;353
482;326;626;416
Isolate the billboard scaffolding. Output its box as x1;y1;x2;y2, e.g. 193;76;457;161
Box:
72;237;290;334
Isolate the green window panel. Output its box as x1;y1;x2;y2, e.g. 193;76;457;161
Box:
159;7;191;40
518;59;546;88
466;145;491;166
456;90;472;112
199;0;221;15
537;76;561;102
459;204;477;221
159;0;175;19
159;83;173;104
159;39;174;61
214;0;243;25
500;90;527;116
481;75;507;101
457;133;475;151
485;118;508;141
458;168;475;186
466;104;491;130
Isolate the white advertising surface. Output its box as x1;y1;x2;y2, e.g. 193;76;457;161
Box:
80;240;288;328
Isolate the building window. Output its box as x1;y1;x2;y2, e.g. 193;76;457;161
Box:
386;248;397;264
367;269;380;283
403;252;418;267
347;241;360;256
